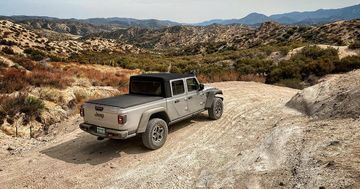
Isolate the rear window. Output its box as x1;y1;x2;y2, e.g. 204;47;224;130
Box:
171;80;185;96
130;80;162;96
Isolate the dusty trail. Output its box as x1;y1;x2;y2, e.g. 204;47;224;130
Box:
0;81;359;189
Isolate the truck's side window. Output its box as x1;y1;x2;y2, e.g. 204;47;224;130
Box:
171;80;185;96
186;78;199;92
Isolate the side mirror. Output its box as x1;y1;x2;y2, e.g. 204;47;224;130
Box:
199;84;205;91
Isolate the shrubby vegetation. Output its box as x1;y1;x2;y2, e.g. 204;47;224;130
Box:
349;41;360;49
2;42;359;91
23;48;46;61
66;44;360;88
2;46;15;54
0;94;44;125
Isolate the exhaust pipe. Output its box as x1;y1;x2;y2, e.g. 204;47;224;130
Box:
97;136;105;140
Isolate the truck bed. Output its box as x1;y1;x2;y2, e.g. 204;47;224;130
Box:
87;94;164;109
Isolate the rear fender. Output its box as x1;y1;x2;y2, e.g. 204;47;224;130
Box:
137;107;167;133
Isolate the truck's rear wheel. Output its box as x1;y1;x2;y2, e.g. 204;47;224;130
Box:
142;118;168;150
208;97;223;120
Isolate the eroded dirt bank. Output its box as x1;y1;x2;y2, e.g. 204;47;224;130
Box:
0;81;359;189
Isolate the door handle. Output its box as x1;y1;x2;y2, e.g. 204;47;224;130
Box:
174;99;180;103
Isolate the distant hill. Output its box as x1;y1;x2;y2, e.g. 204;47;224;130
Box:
86;20;360;53
79;17;180;29
0;4;358;37
197;4;360;26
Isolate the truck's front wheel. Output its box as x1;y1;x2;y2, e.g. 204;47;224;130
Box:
208;97;223;120
142;118;168;150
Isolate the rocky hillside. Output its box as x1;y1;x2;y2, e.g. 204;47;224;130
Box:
0;20;141;56
1;16;121;36
287;69;360;119
86;20;360;53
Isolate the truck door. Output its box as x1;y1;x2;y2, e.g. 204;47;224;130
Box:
167;79;189;120
186;77;206;112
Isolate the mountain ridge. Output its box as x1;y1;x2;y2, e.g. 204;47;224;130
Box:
196;4;360;26
0;3;359;32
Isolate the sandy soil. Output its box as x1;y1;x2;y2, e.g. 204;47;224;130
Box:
0;81;359;189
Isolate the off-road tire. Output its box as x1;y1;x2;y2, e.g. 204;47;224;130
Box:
142;118;168;150
208;97;223;120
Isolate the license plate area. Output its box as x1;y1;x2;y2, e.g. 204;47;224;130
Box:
96;127;106;134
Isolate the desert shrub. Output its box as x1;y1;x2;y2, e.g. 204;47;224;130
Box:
334;56;360;72
0;59;7;68
27;68;72;89
0;94;44;124
2;31;11;38
266;46;339;86
235;59;271;75
23;48;46;61
2;46;15;54
0;68;28;93
0;39;17;46
49;55;65;62
9;56;35;70
349;41;360;49
298;46;338;60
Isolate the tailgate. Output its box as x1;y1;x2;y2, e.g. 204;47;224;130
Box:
83;103;121;130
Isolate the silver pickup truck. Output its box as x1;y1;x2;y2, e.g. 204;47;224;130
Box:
80;73;223;150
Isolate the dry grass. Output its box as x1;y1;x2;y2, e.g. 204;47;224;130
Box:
54;62;139;91
0;68;28;93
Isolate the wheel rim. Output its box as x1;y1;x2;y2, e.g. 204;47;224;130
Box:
152;124;164;143
215;100;222;118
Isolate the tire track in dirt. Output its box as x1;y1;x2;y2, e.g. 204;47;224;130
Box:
2;81;357;189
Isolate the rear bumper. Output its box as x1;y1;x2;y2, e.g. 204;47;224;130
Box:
79;123;135;139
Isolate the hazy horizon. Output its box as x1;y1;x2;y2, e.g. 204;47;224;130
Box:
0;0;359;23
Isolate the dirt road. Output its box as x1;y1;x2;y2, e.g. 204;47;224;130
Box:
0;82;359;189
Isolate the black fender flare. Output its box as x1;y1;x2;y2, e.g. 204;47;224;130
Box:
205;89;223;109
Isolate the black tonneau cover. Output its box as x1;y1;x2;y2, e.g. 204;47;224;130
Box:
87;94;164;109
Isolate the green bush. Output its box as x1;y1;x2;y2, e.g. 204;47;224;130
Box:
349;41;360;49
2;46;15;54
0;94;44;124
266;46;339;85
0;39;17;46
23;48;46;61
235;59;271;75
334;56;360;72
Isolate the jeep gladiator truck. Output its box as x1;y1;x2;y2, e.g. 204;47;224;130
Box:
80;73;223;150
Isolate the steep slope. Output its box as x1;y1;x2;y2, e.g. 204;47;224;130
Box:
287;70;360;119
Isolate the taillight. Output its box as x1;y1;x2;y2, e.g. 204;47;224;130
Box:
80;105;85;117
118;115;127;124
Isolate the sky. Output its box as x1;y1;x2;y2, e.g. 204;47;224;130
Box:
0;0;359;23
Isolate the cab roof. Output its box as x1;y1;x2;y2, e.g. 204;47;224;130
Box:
131;73;195;81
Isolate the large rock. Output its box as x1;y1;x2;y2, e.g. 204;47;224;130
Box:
287;70;360;119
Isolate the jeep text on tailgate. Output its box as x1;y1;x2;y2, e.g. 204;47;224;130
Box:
80;73;223;150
